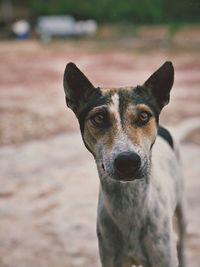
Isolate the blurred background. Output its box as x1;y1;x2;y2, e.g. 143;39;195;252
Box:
0;1;200;267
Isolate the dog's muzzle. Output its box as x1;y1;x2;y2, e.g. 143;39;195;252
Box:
114;152;142;181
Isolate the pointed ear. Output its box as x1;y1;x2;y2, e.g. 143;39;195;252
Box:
63;62;96;114
143;61;174;109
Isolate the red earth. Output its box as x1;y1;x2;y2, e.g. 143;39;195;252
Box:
0;34;200;267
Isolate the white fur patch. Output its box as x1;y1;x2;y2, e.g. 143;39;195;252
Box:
110;93;119;112
110;93;121;129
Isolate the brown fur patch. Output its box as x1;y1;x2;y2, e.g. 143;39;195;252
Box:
83;99;157;156
83;104;119;154
124;104;157;149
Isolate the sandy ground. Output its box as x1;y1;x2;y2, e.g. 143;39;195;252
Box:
0;37;200;266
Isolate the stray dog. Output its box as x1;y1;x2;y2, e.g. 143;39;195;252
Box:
63;62;186;267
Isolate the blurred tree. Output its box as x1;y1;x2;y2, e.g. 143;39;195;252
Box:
10;0;200;23
1;0;13;22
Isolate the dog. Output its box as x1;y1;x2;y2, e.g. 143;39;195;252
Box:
63;61;186;267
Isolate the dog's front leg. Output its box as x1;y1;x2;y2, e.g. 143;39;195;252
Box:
97;211;131;267
98;240;131;267
97;235;131;267
141;218;179;267
175;201;187;267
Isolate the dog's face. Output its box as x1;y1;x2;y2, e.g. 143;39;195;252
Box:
63;62;174;182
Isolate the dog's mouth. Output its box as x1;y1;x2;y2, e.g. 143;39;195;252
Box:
114;170;144;182
101;163;144;182
101;163;106;172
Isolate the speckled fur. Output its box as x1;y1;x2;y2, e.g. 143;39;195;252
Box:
63;62;186;267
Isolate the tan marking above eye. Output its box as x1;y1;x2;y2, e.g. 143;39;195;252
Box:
135;104;154;115
87;105;108;119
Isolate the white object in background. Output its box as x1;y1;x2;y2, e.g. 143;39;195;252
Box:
12;19;30;38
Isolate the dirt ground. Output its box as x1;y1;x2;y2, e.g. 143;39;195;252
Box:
0;36;200;267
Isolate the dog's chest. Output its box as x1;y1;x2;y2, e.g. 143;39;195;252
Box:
123;225;147;265
99;184;149;264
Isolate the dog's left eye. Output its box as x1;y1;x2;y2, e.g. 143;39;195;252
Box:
90;113;106;127
137;111;151;125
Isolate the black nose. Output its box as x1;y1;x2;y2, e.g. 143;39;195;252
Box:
114;152;141;180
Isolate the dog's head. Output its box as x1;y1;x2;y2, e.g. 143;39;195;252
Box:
63;62;174;182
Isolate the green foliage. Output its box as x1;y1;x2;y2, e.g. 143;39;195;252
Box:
12;0;200;24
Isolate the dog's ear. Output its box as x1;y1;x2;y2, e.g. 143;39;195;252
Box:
143;61;174;109
63;62;96;115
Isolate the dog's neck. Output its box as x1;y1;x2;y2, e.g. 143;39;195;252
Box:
98;171;150;227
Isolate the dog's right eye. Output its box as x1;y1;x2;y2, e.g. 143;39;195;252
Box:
136;111;151;126
90;113;106;127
